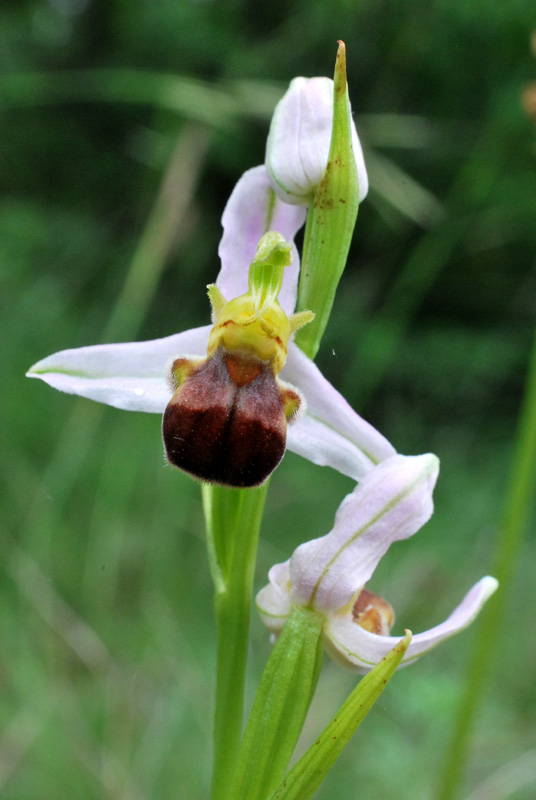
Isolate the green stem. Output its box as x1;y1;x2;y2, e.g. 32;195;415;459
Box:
436;330;536;800
203;483;269;800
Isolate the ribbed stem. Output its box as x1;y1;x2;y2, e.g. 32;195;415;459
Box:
203;483;269;800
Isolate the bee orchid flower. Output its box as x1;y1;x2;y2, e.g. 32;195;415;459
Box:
27;166;395;485
256;454;498;672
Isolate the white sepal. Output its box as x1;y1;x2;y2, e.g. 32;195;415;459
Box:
217;165;306;315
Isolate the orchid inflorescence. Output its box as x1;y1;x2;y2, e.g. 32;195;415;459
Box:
27;42;497;800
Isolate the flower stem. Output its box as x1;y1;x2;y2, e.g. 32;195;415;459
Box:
436;330;536;800
203;482;269;800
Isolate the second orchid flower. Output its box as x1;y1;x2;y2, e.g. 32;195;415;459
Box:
257;454;498;672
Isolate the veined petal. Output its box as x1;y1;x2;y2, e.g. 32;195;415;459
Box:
217;165;306;315
323;576;498;673
255;561;292;634
26;325;211;413
282;343;396;478
290;454;439;612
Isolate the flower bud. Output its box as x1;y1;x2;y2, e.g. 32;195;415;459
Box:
266;76;368;205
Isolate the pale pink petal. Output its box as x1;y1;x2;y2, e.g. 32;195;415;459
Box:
286;415;380;480
324;576;498;673
290;454;439;612
216;165;306;314
282;344;396;475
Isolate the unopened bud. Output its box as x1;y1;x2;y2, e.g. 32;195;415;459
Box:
266;76;368;205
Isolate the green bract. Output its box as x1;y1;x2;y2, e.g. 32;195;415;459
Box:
267;633;412;800
293;42;362;359
229;606;324;800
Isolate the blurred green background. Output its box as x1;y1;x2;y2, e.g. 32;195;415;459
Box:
1;1;535;798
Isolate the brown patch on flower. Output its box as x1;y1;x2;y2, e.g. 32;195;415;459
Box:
352;589;395;636
162;348;300;488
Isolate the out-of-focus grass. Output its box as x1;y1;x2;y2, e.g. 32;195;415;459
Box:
1;1;535;798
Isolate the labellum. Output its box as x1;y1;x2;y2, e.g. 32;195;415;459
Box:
163;349;301;488
352;588;395;636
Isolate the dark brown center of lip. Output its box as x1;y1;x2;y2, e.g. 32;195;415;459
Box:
163;348;288;488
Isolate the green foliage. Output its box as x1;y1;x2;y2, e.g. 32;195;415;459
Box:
2;1;535;798
230;606;323;800
268;632;411;800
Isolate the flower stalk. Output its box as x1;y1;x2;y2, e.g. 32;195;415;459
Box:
204;483;269;800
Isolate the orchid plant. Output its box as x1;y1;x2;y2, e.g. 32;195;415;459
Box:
26;43;497;800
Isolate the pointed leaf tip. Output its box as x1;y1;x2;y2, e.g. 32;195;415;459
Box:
334;41;347;96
